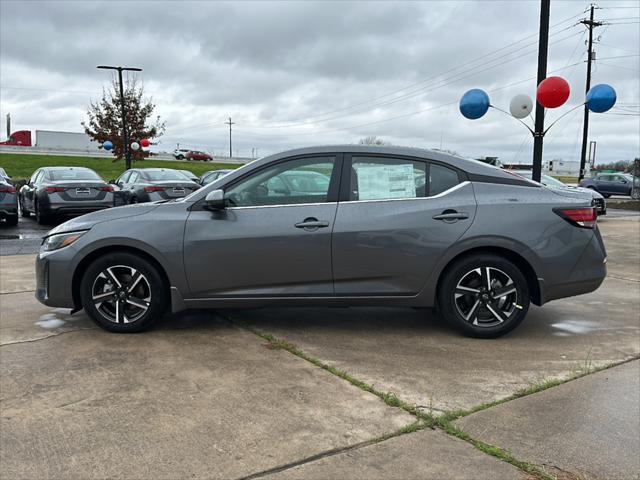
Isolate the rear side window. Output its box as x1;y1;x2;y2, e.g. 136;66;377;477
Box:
429;164;460;196
350;156;426;201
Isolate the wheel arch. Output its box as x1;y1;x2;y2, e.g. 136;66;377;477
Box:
434;246;542;306
71;245;171;309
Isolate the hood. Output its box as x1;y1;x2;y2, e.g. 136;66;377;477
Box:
46;203;159;237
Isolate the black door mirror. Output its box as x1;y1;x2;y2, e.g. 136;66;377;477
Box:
205;189;225;210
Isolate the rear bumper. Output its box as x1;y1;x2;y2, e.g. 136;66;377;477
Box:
540;230;607;304
0;207;18;218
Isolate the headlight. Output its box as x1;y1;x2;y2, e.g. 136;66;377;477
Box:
41;231;87;252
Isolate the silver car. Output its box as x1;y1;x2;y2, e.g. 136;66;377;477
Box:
35;146;606;338
0;178;18;226
512;170;606;215
20;167;114;224
114;168;200;204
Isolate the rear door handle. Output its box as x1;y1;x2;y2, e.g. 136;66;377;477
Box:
295;218;329;230
433;211;469;221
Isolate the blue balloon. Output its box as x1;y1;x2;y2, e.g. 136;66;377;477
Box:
586;84;616;113
103;140;113;151
459;89;490;120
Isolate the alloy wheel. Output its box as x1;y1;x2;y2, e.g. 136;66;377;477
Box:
454;266;518;327
91;265;151;324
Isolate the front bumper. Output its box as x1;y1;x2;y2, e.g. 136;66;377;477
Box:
35;249;77;309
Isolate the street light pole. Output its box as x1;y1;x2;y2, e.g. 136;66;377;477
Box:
97;65;142;170
532;0;550;183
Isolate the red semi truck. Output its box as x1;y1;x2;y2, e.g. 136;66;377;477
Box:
0;130;95;150
0;130;32;146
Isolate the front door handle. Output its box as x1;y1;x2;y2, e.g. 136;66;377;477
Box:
295;218;329;230
433;210;469;222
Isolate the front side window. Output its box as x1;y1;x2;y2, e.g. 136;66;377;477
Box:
225;156;335;207
350;157;426;201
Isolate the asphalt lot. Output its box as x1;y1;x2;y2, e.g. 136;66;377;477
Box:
0;211;638;479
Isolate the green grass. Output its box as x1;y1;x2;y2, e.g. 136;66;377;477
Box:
0;153;240;182
551;175;578;184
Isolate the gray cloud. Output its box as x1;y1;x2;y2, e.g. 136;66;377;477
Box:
1;0;638;161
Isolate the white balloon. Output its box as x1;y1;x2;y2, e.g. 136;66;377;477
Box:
509;94;533;119
130;142;140;151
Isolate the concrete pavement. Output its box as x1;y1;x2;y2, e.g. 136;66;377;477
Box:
456;360;640;480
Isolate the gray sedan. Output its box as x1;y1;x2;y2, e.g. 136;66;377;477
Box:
115;168;200;203
20;167;114;224
0;178;18;226
35;146;606;338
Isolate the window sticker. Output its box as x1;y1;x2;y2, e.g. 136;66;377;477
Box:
355;163;416;200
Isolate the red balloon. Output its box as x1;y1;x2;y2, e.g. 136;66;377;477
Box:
140;138;150;148
536;76;570;108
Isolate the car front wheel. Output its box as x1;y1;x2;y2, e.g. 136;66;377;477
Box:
80;252;168;332
437;254;530;338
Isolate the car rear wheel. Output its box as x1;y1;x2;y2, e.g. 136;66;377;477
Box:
6;215;18;226
20;200;30;217
80;252;168;333
34;200;50;225
437;254;530;338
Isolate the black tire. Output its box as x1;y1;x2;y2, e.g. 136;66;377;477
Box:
602;193;611;199
5;215;18;226
34;199;50;225
80;252;168;333
130;196;138;204
20;198;30;217
437;254;530;338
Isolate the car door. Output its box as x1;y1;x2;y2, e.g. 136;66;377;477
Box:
23;170;42;210
611;175;629;195
332;154;476;295
184;155;341;297
595;175;613;194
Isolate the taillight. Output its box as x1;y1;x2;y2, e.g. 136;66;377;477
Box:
0;185;16;193
554;207;597;229
99;186;114;192
44;187;65;194
144;186;164;192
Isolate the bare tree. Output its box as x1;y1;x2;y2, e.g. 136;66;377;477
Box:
82;78;165;161
358;136;387;146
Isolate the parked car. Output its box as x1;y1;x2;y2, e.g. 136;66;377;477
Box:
512;170;606;215
114;168;200;204
186;150;213;162
173;149;191;160
199;169;234;185
0;178;18;226
35;146;606;338
579;173;633;198
19;167;114;224
177;169;199;183
0;167;11;183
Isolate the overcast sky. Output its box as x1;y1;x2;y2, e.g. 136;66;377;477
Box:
1;0;638;163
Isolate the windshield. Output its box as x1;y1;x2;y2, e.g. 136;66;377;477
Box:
49;169;102;181
143;170;190;181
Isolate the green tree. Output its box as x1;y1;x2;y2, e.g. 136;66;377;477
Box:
82;78;165;161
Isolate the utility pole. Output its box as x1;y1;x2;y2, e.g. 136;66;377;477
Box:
97;65;142;170
578;5;602;181
6;113;10;139
532;0;550;183
225;117;235;158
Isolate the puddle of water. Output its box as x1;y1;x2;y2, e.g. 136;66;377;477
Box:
35;313;66;329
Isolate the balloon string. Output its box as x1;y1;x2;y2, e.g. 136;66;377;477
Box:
489;105;535;135
543;103;586;135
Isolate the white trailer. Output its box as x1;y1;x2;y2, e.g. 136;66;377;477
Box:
34;130;96;151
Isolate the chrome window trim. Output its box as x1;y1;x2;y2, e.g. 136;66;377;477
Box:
226;201;338;211
341;180;470;205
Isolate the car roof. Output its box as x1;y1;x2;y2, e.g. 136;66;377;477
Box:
254;145;523;179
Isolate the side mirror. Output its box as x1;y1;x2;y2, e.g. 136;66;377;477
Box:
205;189;225;210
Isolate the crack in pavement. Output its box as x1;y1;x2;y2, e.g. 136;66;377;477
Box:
0;327;97;346
606;274;640;283
0;289;36;295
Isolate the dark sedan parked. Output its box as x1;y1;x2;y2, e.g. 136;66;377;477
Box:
0;178;18;226
20;167;114;224
579;173;633;198
36;146;606;338
115;168;200;204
